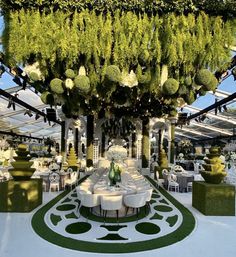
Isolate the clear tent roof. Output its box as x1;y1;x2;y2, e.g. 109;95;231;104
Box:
0;84;61;141
1;70;236;144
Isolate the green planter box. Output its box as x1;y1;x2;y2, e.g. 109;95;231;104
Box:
0;179;43;212
192;181;235;216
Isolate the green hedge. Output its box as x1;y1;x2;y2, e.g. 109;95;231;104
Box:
0;179;42;212
192;181;235;216
1;0;236;18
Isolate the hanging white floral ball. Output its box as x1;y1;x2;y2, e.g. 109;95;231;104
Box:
65;78;74;90
119;70;138;88
24;62;43;81
78;66;86;76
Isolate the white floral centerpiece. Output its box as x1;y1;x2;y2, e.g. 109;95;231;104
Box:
106;145;127;162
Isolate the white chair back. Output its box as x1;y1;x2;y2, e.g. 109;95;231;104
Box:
101;195;123;211
174;165;185;172
168;173;177;182
49;172;60;183
123;192;147;208
81;193;100;208
67;167;73;173
162;169;169;176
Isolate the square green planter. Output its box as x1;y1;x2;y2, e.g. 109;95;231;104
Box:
0;179;43;212
192;181;235;216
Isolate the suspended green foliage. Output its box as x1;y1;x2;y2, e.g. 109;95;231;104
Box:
2;9;236;119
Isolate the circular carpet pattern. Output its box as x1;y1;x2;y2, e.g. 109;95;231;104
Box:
154;205;173;212
135;222;161;235
56;204;76;211
32;176;196;253
65;222;92;234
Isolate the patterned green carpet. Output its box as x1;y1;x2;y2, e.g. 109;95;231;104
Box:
31;176;195;253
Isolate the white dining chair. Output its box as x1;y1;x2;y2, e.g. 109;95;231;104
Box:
77;190;100;219
162;168;169;176
155;170;159;188
123;192;147;219
187;181;192;192
49;172;60;192
100;195;123;223
174;165;185;173
64;171;78;190
167;174;179;192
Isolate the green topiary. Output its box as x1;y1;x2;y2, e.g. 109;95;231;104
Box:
74;75;90;93
162;78;179;96
65;69;76;79
194;69;212;86
67;147;78;167
201;146;227;184
105;65;121;83
8;144;36;180
29;71;40;81
159;149;168;168
202;76;218;91
40;91;54;105
50;78;64;94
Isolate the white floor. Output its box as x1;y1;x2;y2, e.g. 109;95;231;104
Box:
0;190;236;257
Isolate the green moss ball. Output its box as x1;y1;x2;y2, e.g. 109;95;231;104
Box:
74;75;90;93
50;78;64;94
202;76;218;91
29;71;40;82
105;65;121;83
162;78;179;95
40;91;54;105
65;69;76;79
194;69;212;86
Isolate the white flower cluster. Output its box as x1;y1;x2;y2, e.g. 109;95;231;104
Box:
106;145;127;161
23;62;44;81
178;139;192;147
225;151;236;161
